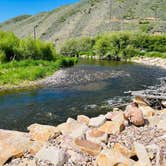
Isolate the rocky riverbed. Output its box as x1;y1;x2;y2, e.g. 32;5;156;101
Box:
42;67;129;88
0;96;166;166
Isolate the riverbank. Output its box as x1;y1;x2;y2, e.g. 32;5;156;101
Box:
132;57;166;69
0;96;166;166
0;58;77;92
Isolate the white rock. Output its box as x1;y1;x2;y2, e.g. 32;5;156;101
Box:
66;118;76;123
89;115;105;127
35;146;67;166
161;101;166;107
134;142;151;166
69;124;88;138
67;150;84;163
157;119;166;130
57;119;88;139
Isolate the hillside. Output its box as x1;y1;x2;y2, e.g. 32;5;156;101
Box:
0;0;166;45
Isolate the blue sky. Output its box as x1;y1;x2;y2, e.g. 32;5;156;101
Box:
0;0;79;23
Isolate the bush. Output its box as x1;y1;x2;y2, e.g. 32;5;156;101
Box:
120;45;139;60
0;31;19;61
0;30;58;63
60;37;95;57
93;35;111;57
0;50;7;63
60;32;166;60
60;39;80;57
15;38;57;61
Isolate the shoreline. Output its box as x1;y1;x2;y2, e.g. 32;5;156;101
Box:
0;79;44;93
1;96;166;165
132;56;166;69
0;57;166;93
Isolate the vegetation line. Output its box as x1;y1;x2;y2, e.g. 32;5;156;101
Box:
60;32;166;60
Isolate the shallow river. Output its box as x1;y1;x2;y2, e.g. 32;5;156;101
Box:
0;59;166;131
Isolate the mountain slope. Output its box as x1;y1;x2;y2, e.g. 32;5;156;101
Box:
0;0;166;44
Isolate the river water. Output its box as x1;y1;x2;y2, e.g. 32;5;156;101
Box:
0;59;166;131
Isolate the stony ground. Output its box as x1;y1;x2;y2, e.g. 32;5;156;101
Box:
133;57;166;69
42;68;129;88
1;97;166;166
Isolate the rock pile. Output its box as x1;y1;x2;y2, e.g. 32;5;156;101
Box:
1;97;166;166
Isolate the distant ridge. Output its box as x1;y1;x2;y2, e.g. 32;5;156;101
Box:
0;0;166;44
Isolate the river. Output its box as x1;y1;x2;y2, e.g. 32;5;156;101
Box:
0;59;166;131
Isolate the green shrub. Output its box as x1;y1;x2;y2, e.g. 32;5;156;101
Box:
60;32;166;60
60;37;95;57
93;35;111;57
0;31;19;61
0;50;7;63
120;45;139;60
14;38;57;61
60;39;80;57
0;30;58;63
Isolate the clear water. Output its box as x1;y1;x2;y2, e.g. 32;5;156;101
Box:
0;59;166;131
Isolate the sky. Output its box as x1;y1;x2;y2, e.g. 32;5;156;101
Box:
0;0;79;23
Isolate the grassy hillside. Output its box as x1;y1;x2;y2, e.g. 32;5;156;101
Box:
0;0;166;45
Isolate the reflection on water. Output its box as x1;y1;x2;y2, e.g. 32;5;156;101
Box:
0;59;166;131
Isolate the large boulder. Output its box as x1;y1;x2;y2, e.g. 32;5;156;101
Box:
0;130;31;165
35;146;67;166
89;115;106;127
139;105;155;118
124;103;145;126
27;123;58;142
105;111;124;122
98;121;125;135
86;128;108;144
74;138;101;156
96;149;135;166
77;115;90;125
113;143;135;158
57;118;88;138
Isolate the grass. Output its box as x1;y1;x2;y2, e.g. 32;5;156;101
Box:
0;58;77;87
144;51;166;58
